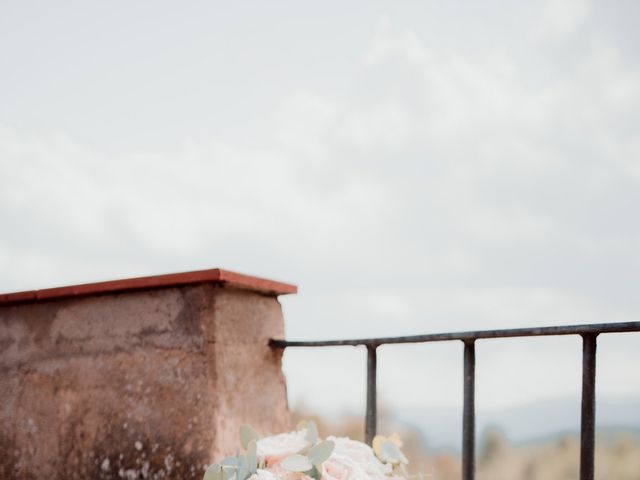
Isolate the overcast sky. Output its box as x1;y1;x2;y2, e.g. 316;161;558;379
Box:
1;0;639;439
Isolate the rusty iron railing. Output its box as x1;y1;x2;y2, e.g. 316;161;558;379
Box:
270;321;640;480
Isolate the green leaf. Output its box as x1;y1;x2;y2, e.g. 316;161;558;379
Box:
221;457;239;467
236;464;249;480
281;455;313;472
223;466;236;480
246;439;258;474
240;425;260;450
204;464;223;480
309;465;321;480
304;421;319;445
380;440;409;465
307;440;334;465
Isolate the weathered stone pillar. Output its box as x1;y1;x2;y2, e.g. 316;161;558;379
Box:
0;269;296;479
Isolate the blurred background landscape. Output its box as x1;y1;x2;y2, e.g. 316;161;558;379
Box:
292;406;640;479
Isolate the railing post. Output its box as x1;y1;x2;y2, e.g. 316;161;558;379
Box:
462;340;476;480
580;333;597;480
365;343;378;445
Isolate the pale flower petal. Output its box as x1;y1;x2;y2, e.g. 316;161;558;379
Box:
257;430;309;466
322;437;393;480
249;469;277;480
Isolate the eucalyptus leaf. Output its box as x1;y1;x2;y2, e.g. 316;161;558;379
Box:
372;435;385;458
236;464;249;480
380;441;409;465
307;440;334;465
204;464;222;480
304;421;319;445
221;457;239;467
246;439;258;474
240;425;260;450
222;466;235;480
281;454;313;472
308;465;321;480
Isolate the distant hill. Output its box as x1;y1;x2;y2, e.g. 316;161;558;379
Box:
390;396;640;451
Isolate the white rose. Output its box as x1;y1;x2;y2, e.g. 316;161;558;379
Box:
257;430;309;466
266;462;314;480
249;469;277;480
322;437;393;480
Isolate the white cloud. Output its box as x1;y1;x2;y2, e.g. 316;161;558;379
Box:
1;2;639;422
536;0;592;38
366;16;427;66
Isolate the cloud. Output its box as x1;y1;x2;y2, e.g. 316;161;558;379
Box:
537;0;592;38
278;18;640;413
1;4;639;420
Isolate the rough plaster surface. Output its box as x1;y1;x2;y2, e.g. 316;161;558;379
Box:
0;284;290;479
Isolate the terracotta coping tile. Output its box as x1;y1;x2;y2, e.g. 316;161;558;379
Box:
0;268;297;306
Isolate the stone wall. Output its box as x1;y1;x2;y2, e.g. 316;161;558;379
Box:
0;269;295;479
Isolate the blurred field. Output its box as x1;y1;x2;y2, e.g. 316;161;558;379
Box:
291;409;640;480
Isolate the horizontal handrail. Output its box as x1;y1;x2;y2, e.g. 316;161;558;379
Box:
269;321;640;348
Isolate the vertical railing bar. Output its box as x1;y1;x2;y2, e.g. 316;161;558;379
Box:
462;339;476;480
580;333;597;480
365;343;378;445
268;325;640;476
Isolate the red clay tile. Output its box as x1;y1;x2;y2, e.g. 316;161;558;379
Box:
0;268;297;306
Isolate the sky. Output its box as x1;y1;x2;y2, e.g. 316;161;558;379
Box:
1;0;639;443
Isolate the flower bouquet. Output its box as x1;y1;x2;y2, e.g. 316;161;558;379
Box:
204;421;408;480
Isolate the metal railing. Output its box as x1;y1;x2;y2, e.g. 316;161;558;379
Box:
270;321;640;480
